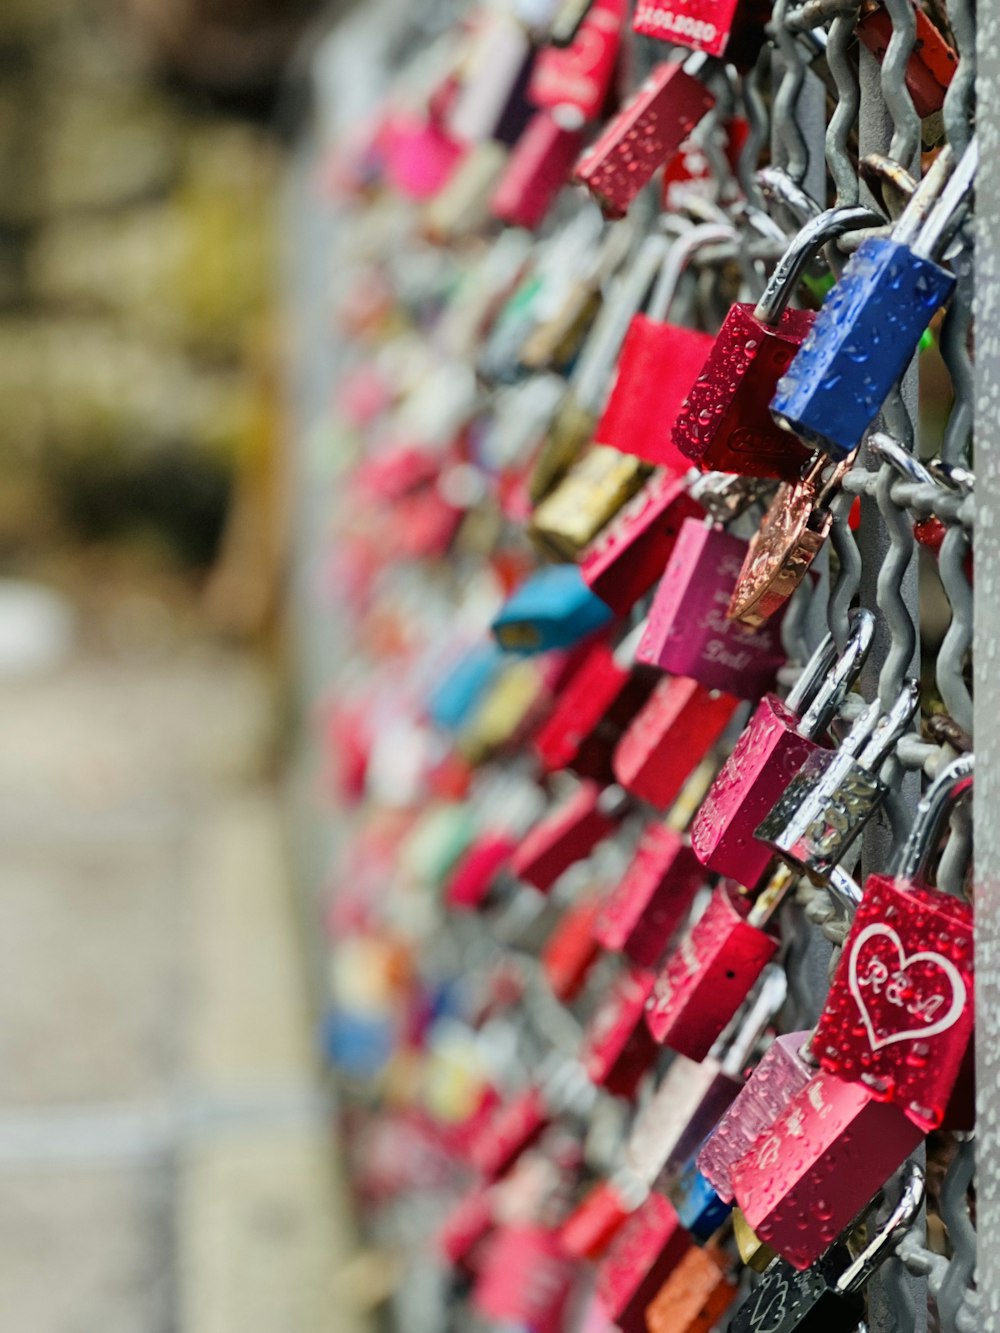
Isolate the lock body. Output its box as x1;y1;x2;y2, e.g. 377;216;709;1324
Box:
382;114;468;201
511;782;617;891
595;316;715;468
472;1224;576;1333
644;1245;737;1333
670;1157;733;1239
731;1069;924;1270
636;519;786;698
645;883;779;1057
529;0;627;123
491;112;585;230
580;964;660;1097
727;1245;864;1333
771;237;957;461
813;873;975;1130
625;1054;743;1189
698;1029;813;1201
439;1184;495;1270
672;302;815;480
469;1085;551;1180
542;894;604;1001
530;446;651;560
595;1193;692;1333
491;563;614;653
446;831;517;910
594;824;705;967
581;473;705;615
690;693;826;885
558;1176;641;1260
612;675;741;810
574;62;715;217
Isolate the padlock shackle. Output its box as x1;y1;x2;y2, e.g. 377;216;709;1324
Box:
797;608;876;740
855;678;920;771
893;752;974;885
756;166;823;227
869;432;937;488
912;136;978;260
836;1162;926;1294
647;223;737;323
753;204;884;326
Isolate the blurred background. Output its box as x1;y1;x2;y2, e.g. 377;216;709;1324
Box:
0;3;370;1330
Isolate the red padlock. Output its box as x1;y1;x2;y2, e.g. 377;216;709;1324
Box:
439;1183;496;1271
534;640;659;782
573;59;715;218
579;963;660;1098
690;611;874;885
594;225;733;470
812;755;975;1132
472;1224;577;1333
730;1068;925;1270
636;518;786;699
673;208;878;481
856;0;957;118
511;781;622;892
529;0;627;124
469;1085;552;1180
558;1171;648;1261
593;824;705;967
612;674;741;811
446;830;517;910
541;892;605;1002
580;472;707;617
594;1193;692;1333
634;0;773;67
491;111;585;230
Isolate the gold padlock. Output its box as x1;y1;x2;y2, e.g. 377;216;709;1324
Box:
519;282;602;373
424;142;509;243
529;445;650;561
527;393;598;504
458;661;545;764
732;1206;777;1273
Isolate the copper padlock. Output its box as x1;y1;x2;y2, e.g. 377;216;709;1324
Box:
644;1245;738;1333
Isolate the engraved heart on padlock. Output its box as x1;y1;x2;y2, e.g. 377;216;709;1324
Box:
847;922;967;1052
746;1274;789;1332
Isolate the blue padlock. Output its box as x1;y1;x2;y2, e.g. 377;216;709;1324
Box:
671;1153;733;1242
490;564;614;654
427;643;504;730
771;138;977;459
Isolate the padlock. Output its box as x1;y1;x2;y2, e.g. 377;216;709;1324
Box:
645;1245;737;1333
633;0;772;68
690;610;874;886
812;754;974;1131
470;1059;595;1181
534;634;660;782
627;969;787;1185
511;781;623;892
732;1207;777;1271
471;1223;577;1333
855;0;958;118
698;1029;814;1202
611;674;741;811
594;1193;692;1333
529;444;652;560
439;1183;496;1272
635;518;786;699
458;659;551;764
726;453;855;629
579;962;660;1097
644;874;796;1057
424;140;511;243
755;680;922;881
670;1156;733;1240
446;831;518;910
593;224;734;470
541;892;605;1002
446;8;536;148
580;471;707;616
427;643;505;732
573;58;716;218
491;563;614;653
672;205;880;481
558;1169;649;1261
729;1162;924;1327
771;139;978;460
593;824;705;967
529;0;627;124
730;1068;925;1270
381;112;468;201
490;111;586;230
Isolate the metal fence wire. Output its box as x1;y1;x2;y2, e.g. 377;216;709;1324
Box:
288;0;984;1327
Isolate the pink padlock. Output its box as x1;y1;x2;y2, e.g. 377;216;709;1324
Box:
472;1224;577;1333
645;880;780;1058
439;1183;496;1271
528;0;627;124
580;472;706;616
446;831;517;911
612;674;740;811
636;518;785;699
469;1085;551;1180
595;1193;692;1333
491;111;585;230
511;781;622;892
579;963;660;1098
594;825;704;967
382;113;468;200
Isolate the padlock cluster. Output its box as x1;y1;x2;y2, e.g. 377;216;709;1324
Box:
307;0;976;1329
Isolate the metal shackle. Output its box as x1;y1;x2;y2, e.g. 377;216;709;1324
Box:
753;204;885;327
893;752;974;886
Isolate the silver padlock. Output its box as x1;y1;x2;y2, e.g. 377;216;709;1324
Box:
754;681;920;880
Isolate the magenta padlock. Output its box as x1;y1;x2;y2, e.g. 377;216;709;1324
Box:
645;881;780;1057
580;472;706;617
731;1068;925;1270
690;610;874;884
573;58;715;217
491;111;585;230
611;674;741;811
472;1224;576;1333
626;969;786;1191
439;1183;496;1271
697;1029;813;1202
594;224;734;470
382;113;468;200
593;824;705;967
595;1193;692;1333
511;781;622;892
579;963;660;1098
469;1085;552;1181
636;518;785;699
